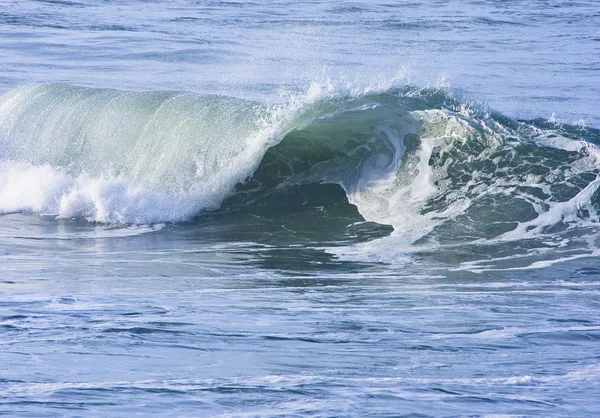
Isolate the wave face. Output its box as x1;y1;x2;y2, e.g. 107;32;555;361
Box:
0;84;274;223
1;83;599;266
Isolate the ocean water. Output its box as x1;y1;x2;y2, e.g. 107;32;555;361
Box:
1;1;600;416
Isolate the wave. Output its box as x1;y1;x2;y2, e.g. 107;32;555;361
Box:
1;83;599;265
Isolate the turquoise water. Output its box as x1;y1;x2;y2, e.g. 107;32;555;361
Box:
1;1;600;416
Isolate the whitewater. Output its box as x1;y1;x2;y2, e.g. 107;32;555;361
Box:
1;1;600;416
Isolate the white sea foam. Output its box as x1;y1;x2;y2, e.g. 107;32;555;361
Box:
0;161;204;223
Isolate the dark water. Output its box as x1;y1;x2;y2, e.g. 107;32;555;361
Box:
1;1;600;416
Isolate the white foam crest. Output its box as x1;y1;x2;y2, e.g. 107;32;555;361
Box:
0;162;214;224
274;71;416;121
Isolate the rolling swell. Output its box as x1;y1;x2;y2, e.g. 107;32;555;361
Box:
0;83;599;262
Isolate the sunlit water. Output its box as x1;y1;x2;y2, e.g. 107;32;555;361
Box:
1;1;600;416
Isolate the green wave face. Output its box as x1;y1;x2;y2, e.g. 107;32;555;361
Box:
0;84;270;193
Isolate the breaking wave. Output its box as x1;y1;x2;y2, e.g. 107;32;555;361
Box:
1;83;599;267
